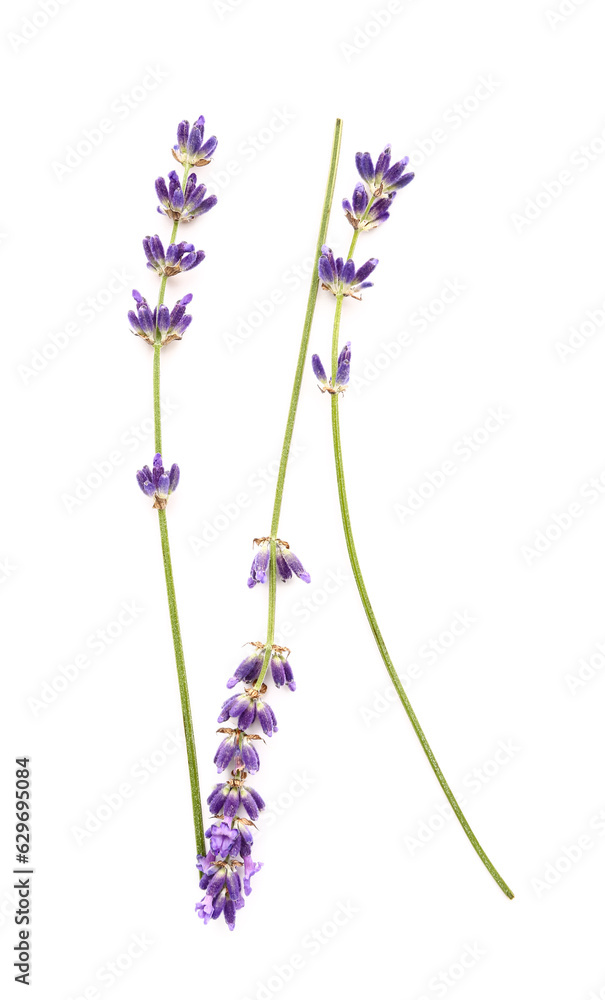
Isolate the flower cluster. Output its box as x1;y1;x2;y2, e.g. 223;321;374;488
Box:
199;638;297;929
316;144;414;385
156;171;217;223
136;453;180;508
128;290;193;346
318;246;378;299
247;537;311;588
312;342;351;394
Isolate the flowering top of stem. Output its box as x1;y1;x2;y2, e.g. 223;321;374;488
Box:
355;144;414;197
173;116;218;167
318;246;378;299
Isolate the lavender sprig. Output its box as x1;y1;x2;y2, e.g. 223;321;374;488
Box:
198;119;343;929
130;115;217;873
312;143;514;899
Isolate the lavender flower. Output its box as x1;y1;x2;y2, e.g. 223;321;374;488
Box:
136;453;180;508
214;728;262;773
143;234;205;276
355;144;415;196
206;816;255;858
270;649;296;691
156;170;217;223
207;777;266;820
312;342;351;395
318;246;378;299
226;648;265;688
217;686;278;737
247;537;311;587
342;183;394;231
128;289;193;346
196;852;243;930
173;116;218;167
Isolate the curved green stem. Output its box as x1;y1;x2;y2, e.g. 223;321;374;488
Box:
254;118;343;690
329;298;514;900
151;160;205;861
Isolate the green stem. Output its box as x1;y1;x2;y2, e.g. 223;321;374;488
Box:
254;118;343;690
151;160;205;861
329;300;513;899
158;508;205;857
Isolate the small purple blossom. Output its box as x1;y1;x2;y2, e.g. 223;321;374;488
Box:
226;649;265;689
173;116;218;167
207;779;266;821
355;144;415;196
247;538;311;588
143;234;205;276
342;183;394;231
217;688;278;737
214;728;262;773
312;342;351;395
318;246;378;299
270;650;296;691
136;453;179;507
196;851;244;930
156;170;217;223
128;289;193;346
206;821;239;858
243;856;263;895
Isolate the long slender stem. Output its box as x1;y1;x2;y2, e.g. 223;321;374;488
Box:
254;118;343;690
158;508;205;856
329;301;513;899
151;160;205;860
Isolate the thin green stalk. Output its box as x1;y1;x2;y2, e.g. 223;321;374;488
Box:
151;160;205;860
158;508;205;856
329;300;514;899
254;118;343;690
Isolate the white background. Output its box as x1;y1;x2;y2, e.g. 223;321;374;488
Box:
2;0;605;997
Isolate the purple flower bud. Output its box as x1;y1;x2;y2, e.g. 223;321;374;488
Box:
172;115;218;167
135;454;180;505
156;170;217;223
143;234;205;276
247;539;310;587
355;144;414;196
318;246;378;299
